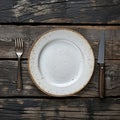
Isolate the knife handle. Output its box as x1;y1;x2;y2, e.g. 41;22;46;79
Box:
99;64;105;98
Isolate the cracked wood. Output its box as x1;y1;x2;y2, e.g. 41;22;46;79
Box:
0;0;120;24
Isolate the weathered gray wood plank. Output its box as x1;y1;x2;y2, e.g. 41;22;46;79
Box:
0;60;119;97
0;25;120;59
0;98;119;120
0;0;120;24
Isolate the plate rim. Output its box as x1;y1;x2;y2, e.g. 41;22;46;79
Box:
28;28;95;97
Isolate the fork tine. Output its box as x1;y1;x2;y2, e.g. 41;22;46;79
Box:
21;39;23;48
15;39;17;48
17;38;19;49
19;38;21;48
19;38;21;50
20;38;22;49
18;38;20;49
15;38;18;50
15;38;24;51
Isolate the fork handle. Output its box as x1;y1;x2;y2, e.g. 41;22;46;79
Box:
17;56;22;91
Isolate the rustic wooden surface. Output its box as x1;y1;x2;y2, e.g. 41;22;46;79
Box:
0;0;120;24
0;25;120;59
0;98;119;120
0;0;120;119
0;60;119;97
0;25;120;119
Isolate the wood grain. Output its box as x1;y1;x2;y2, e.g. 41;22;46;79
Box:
0;1;119;119
0;98;119;120
0;25;120;59
0;0;120;24
0;60;119;97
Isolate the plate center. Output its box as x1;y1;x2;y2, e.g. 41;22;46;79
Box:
39;40;83;87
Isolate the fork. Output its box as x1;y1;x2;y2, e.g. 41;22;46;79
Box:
15;38;24;91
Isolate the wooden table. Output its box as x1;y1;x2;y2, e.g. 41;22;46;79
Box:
0;1;120;119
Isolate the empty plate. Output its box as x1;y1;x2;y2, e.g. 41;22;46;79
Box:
28;29;95;97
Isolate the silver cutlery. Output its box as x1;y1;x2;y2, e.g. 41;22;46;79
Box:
97;30;105;98
15;38;24;91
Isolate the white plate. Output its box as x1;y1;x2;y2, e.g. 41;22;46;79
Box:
28;29;95;97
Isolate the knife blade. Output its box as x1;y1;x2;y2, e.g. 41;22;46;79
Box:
97;30;105;98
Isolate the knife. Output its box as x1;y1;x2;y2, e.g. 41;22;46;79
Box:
97;30;105;98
